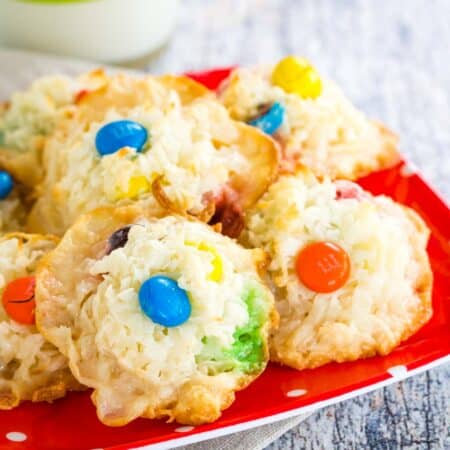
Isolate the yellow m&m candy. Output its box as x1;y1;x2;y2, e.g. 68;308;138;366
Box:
186;241;223;282
116;175;150;200
272;56;322;99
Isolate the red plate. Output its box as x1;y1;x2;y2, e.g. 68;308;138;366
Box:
1;68;449;450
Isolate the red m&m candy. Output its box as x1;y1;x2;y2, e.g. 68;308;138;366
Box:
2;276;36;325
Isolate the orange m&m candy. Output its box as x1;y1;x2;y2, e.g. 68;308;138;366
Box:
2;276;36;325
295;241;350;293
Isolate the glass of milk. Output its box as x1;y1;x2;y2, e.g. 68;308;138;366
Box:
0;0;179;65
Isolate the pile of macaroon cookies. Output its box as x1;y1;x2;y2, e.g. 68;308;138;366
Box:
0;57;433;426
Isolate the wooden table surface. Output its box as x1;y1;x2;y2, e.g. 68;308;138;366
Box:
147;1;450;449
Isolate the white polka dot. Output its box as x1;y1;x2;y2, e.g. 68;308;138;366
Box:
174;426;195;433
400;163;416;177
6;432;27;442
286;389;307;397
387;365;408;378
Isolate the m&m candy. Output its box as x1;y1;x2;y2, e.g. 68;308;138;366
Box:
107;226;131;254
272;56;322;99
295;241;350;293
0;170;14;199
95;120;148;156
116;175;150;200
138;275;191;327
186;241;223;282
2;276;36;325
248;102;285;135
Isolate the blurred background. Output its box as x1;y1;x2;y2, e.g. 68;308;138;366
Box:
0;1;449;449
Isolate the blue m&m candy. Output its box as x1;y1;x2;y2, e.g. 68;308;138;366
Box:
95;120;148;156
248;102;285;135
0;171;13;199
138;275;191;327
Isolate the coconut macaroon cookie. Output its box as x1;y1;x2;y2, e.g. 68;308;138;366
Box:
28;95;278;236
36;207;276;425
219;56;399;179
244;171;432;370
0;233;82;409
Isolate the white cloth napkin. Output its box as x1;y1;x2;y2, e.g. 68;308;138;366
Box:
175;415;311;450
0;47;312;450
